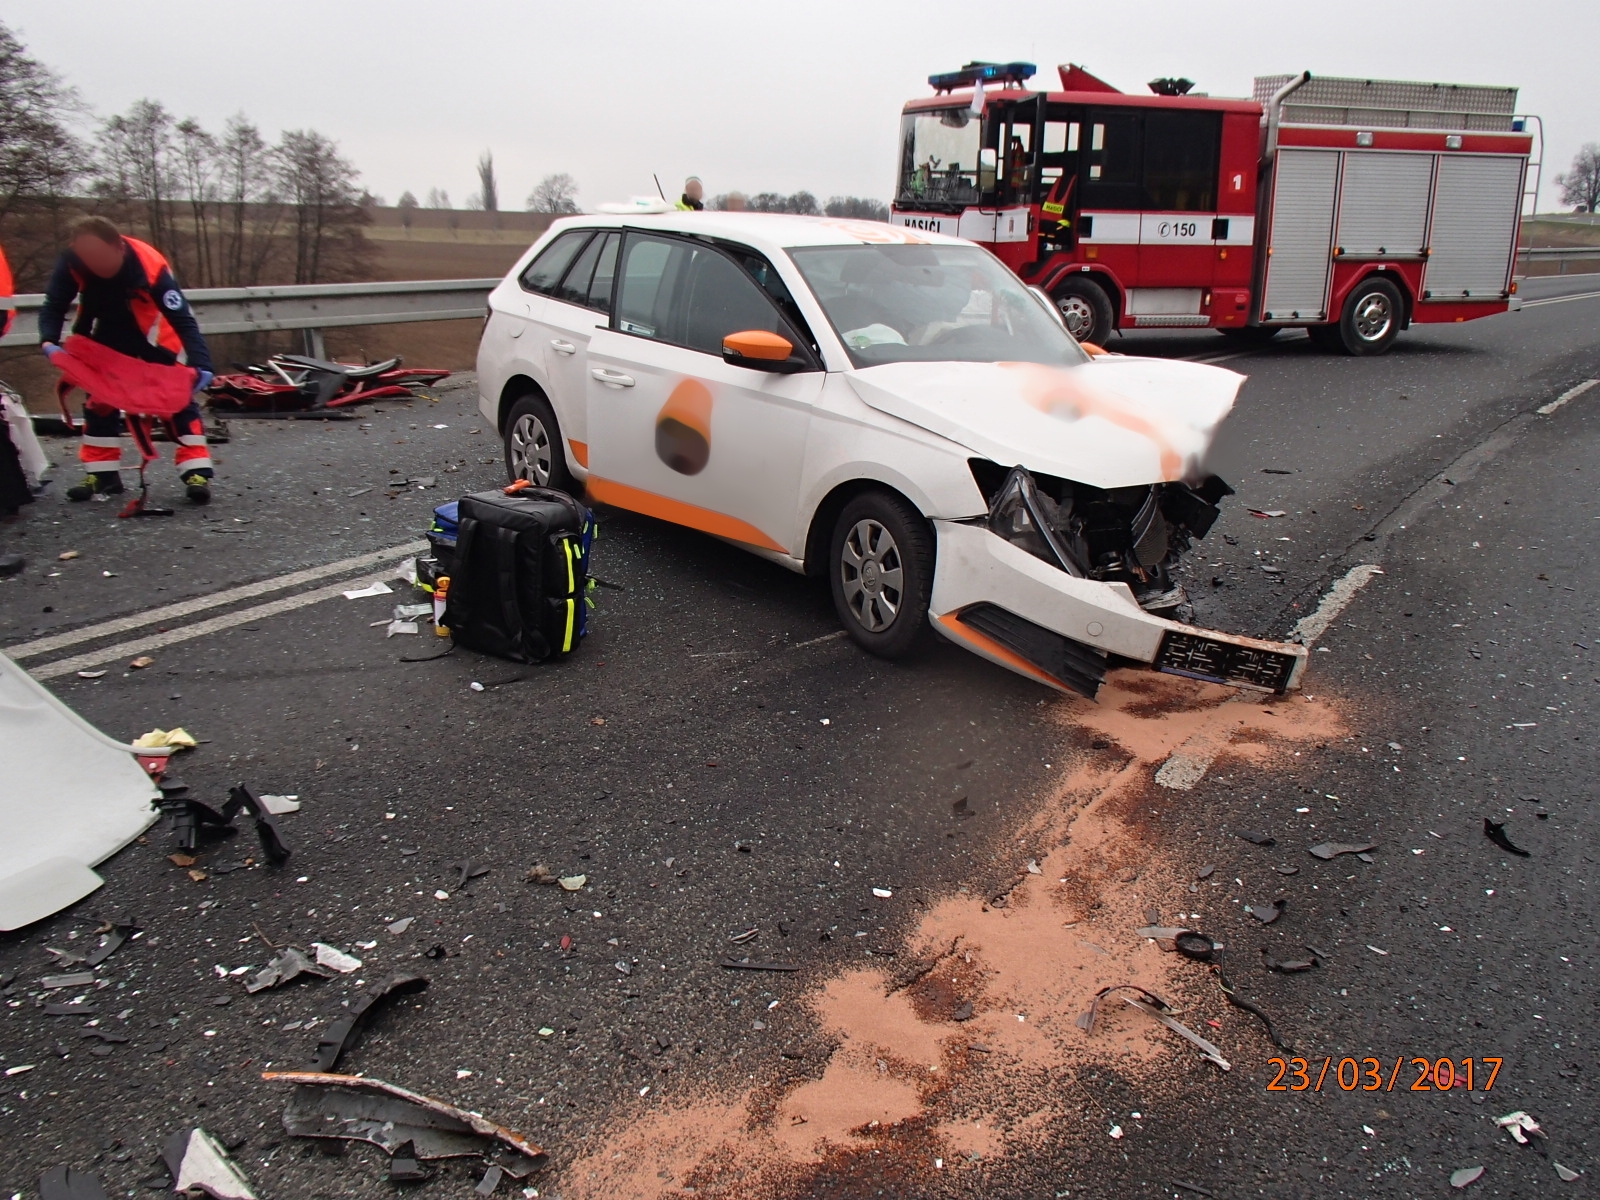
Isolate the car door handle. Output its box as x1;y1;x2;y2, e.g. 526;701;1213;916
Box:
590;368;635;387
550;339;576;355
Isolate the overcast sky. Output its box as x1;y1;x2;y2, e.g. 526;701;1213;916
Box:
16;1;1597;212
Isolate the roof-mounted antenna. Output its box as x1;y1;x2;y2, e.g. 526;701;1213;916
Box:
653;174;667;202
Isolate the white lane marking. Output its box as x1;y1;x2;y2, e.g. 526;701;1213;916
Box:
1521;290;1600;308
7;540;427;661
1156;563;1384;791
1537;379;1599;416
26;574;402;681
1286;563;1386;647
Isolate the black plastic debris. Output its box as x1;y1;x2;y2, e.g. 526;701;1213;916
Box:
1171;1182;1216;1198
450;861;490;891
156;784;291;864
388;1141;430;1183
1483;819;1531;858
1308;841;1378;860
246;947;333;994
267;1070;546;1175
951;1001;975;1022
719;958;799;972
84;922;138;966
951;797;972;819
1246;899;1287;924
1260;948;1317;973
1174;932;1218;962
1196;865;1215;880
1274;865;1300;876
314;973;430;1071
43;1002;97;1016
38;1165;108;1200
1238;830;1276;847
1219;972;1288;1049
80;1029;129;1043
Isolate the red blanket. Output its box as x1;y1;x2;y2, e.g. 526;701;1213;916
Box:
53;335;197;417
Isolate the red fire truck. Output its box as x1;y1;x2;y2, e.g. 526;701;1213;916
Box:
891;63;1537;354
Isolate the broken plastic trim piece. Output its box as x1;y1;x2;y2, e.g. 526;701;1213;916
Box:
1483;819;1530;858
246;947;333;994
1121;995;1231;1071
313;972;429;1071
264;1071;546;1174
1219;971;1289;1049
167;1128;257;1200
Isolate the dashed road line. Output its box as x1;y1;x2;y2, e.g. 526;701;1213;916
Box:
1520;289;1600;309
7;540;426;661
1537;379;1599;416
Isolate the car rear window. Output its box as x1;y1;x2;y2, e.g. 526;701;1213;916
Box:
518;230;591;294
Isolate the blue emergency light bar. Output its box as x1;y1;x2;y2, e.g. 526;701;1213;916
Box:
928;61;1037;92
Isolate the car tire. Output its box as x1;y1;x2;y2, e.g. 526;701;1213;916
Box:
502;392;573;493
829;490;934;661
1052;276;1115;347
1334;277;1404;356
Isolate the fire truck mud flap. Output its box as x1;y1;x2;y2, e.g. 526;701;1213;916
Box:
927;521;1307;699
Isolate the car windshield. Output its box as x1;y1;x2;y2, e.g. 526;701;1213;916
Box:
789;244;1090;369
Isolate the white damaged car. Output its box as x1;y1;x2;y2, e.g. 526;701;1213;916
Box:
476;212;1305;696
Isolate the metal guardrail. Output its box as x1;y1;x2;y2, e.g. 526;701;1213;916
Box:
0;277;498;352
1520;245;1600;259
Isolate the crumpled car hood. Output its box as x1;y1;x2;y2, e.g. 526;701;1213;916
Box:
845;356;1244;489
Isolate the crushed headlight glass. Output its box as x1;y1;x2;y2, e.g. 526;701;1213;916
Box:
986;466;1088;576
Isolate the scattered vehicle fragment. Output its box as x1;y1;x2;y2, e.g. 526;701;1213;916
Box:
387;1141;430;1184
557;874;587;891
1246;898;1287;924
1555;1163;1582;1182
1483;819;1531;857
37;1165;108;1200
208;354;448;415
1495;1110;1545;1144
1260;948;1317;973
83;922;138;966
719;958;799;972
168;1128;258;1200
1218;972;1289;1049
264;1070;546;1175
0;649;162;930
313;972;429;1071
1174;932;1218;962
311;943;362;974
1239;830;1276;846
39;972;96;990
387;917;415;935
1450;1165;1485;1189
1074;983;1177;1035
1308;840;1377;860
257;794;300;815
1121;994;1231;1070
246;947;333;994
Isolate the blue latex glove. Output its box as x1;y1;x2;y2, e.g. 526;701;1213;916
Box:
193;368;214;393
41;341;63;362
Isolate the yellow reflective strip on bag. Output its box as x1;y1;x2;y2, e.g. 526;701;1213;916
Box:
565;540;576;594
562;598;575;652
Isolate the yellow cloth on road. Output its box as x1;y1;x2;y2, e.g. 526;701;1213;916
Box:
132;727;197;750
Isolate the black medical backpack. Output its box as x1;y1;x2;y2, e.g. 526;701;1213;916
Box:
442;485;594;663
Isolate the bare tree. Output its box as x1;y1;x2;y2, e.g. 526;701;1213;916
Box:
426;187;450;209
397;189;418;232
825;195;889;221
476;150;498;214
95;99;178;254
275;128;372;284
0;19;89;284
1556;143;1600;213
525;172;579;213
174;117;217;284
217;115;281;287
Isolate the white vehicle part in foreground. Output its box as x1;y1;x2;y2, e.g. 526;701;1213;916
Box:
0;650;161;929
928;522;1307;697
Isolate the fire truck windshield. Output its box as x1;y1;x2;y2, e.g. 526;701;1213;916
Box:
896;108;985;208
790;244;1090;369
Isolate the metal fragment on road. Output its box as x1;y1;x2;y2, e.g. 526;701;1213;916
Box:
264;1069;546;1173
39;972;96;990
386;917;414;935
1121;996;1230;1071
1308;841;1378;860
245;947;332;993
311;942;362;973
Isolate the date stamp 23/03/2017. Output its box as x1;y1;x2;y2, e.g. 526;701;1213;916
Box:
1266;1057;1501;1093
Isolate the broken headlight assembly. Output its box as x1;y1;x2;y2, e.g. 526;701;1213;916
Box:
972;460;1234;615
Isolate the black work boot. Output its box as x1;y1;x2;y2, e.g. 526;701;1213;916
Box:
66;473;125;502
183;473;212;505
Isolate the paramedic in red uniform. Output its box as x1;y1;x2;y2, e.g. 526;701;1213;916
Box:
38;216;216;504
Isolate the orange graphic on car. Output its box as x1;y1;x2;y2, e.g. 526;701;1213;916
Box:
655;378;713;475
1001;361;1185;479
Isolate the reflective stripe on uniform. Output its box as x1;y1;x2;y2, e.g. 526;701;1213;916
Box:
177;434;208;446
80;435;131;449
173;454;213;472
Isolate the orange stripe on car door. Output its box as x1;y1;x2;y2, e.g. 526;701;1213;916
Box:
934;613;1069;692
568;440;589;468
585;477;786;553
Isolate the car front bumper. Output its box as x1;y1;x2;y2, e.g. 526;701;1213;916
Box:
927;521;1307;698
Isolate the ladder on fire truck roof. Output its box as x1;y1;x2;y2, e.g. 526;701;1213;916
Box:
1254;73;1544;273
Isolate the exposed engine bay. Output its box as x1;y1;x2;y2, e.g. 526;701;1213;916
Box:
970;460;1232;616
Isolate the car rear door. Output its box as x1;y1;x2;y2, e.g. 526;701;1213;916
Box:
584;232;824;558
536;229;619;467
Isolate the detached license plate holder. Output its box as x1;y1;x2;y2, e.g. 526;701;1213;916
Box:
1155;630;1298;694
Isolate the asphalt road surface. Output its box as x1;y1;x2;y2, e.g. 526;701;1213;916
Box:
2;275;1597;1199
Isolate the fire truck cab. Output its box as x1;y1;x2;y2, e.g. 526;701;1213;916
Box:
891;62;1534;355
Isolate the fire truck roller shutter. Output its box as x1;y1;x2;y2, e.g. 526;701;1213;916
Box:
1336;153;1433;258
1262;150;1339;322
1423;155;1525;300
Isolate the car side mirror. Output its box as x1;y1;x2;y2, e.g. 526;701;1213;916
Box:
722;330;797;372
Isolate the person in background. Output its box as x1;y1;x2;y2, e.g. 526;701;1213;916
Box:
723;191;748;212
677;177;704;211
38;215;216;504
0;239;30;572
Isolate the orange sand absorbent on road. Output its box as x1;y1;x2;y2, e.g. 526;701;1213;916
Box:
561;672;1344;1199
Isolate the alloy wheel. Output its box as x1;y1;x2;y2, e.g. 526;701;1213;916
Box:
510;412;552;484
839;518;904;633
1056;295;1096;340
1352;291;1394;343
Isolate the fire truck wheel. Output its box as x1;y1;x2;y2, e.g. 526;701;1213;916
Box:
1335;278;1404;356
1053;278;1114;346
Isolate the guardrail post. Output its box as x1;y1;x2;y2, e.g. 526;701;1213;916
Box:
302;328;327;359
